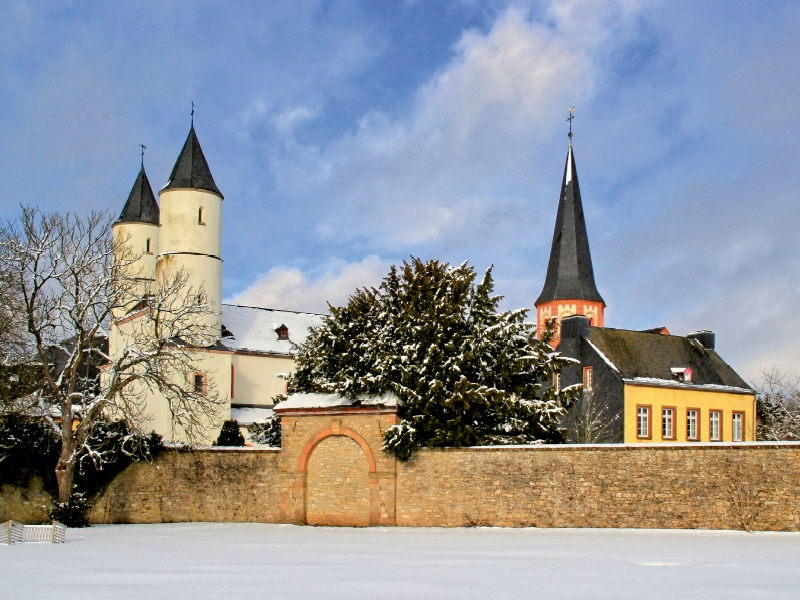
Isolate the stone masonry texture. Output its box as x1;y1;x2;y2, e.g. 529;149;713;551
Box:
2;437;799;531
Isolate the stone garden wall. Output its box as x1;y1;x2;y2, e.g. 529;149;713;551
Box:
3;440;799;531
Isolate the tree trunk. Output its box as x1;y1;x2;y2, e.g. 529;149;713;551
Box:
56;424;76;503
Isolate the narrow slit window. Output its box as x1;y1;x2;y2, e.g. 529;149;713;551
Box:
198;207;204;224
146;238;151;254
583;366;593;392
194;373;206;395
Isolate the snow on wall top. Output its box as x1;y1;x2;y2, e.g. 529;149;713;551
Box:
221;304;325;355
276;392;400;411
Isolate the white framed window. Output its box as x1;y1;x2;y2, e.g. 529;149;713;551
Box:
636;405;651;439
732;412;744;442
553;372;561;393
662;407;675;440
709;411;721;441
687;409;698;440
583;366;594;391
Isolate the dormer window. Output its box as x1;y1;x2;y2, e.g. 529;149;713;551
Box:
198;207;205;225
275;324;289;340
671;367;693;383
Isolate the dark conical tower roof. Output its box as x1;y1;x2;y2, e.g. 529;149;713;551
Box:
161;124;223;198
535;145;604;305
117;163;160;225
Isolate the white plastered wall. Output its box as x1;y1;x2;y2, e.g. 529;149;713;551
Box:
231;354;294;406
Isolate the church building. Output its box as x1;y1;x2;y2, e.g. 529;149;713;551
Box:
110;124;323;444
537;135;756;443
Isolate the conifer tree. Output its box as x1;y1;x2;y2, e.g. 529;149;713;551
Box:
291;258;580;459
213;420;245;447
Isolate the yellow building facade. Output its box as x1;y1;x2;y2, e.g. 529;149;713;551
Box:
623;383;756;443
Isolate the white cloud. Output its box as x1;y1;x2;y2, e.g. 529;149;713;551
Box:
226;256;390;313
270;2;649;249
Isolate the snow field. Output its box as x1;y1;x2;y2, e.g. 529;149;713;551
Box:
2;523;799;599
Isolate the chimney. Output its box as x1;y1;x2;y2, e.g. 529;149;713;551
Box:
560;315;591;340
687;330;715;350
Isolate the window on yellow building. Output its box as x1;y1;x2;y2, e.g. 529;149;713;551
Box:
583;366;593;391
732;412;744;442
687;409;699;440
636;405;651;439
709;411;721;441
662;407;675;440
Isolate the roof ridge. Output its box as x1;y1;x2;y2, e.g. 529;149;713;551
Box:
222;303;327;317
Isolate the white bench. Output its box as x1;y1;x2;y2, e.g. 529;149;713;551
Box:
1;521;66;544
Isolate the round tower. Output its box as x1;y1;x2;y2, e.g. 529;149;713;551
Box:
156;124;224;337
113;160;160;302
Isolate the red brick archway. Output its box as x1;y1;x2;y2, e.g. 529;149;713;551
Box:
297;426;377;474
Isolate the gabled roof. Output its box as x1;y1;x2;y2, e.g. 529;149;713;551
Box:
586;327;752;391
117;164;159;225
536;145;604;305
161;125;223;198
221;304;325;356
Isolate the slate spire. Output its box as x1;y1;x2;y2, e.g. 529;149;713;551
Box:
535;144;604;305
161;124;223;198
117;162;160;225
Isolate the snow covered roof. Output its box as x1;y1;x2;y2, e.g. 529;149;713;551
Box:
221;304;325;356
275;392;400;412
231;406;275;425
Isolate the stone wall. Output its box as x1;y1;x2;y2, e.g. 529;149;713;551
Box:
3;442;800;531
396;444;800;531
88;448;281;524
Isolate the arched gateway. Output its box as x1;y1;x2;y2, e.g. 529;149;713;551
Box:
275;393;399;526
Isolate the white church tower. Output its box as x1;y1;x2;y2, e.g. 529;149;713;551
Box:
156;123;224;335
112;157;160;296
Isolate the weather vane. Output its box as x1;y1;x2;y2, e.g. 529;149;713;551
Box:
139;144;146;163
567;106;575;147
191;101;195;125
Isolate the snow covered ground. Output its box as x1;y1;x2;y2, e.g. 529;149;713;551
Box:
2;524;799;599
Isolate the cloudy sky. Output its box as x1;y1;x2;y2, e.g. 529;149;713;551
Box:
1;0;798;381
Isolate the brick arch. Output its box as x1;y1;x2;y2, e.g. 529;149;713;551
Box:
298;426;377;473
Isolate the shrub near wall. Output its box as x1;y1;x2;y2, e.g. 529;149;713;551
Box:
395;443;800;531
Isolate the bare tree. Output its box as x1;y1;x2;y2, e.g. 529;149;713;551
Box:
755;367;800;441
0;207;224;504
564;388;621;444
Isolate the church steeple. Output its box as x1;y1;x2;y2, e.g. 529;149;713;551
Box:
161;124;223;198
117;162;160;225
535;135;605;345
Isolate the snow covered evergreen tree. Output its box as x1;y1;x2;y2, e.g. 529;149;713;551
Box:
291;258;580;459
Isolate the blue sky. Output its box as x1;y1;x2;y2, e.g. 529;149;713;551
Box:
1;0;799;381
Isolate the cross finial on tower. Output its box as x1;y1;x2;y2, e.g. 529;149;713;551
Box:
139;144;146;164
567;106;575;147
191;101;195;125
